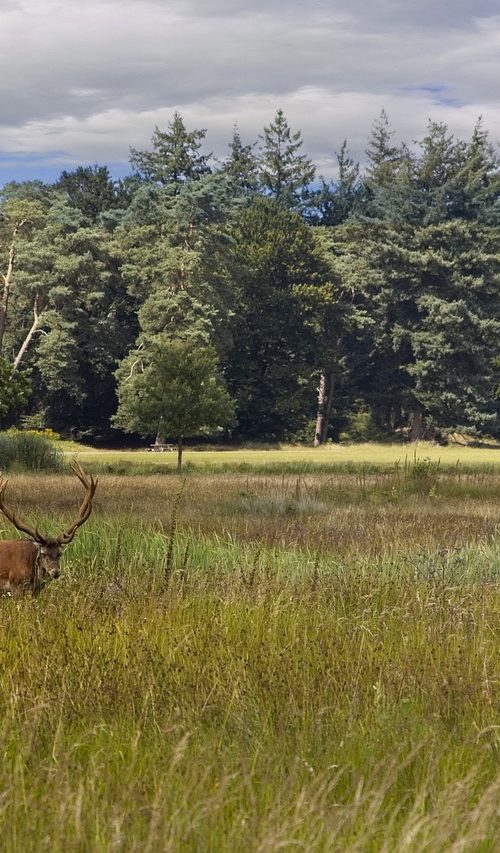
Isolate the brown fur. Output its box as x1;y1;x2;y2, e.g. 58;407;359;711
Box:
0;538;62;596
0;462;97;596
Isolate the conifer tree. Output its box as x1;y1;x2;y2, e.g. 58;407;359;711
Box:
221;125;259;193
225;196;324;439
130;112;211;188
309;141;361;225
56;165;125;223
258;109;315;209
365;109;402;188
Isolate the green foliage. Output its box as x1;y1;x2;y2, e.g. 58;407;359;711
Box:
19;412;48;431
56;165;128;223
225;196;326;439
0;359;30;423
129;112;211;187
114;173;241;357
339;409;384;443
352;217;500;435
0;428;62;470
221;125;259;192
4;187;136;435
308;141;361;225
0;111;498;443
114;339;235;450
258;108;315;209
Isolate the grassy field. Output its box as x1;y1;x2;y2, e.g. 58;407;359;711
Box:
67;440;500;475
1;449;500;850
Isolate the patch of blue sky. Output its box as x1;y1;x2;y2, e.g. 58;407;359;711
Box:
400;84;466;108
0;153;132;186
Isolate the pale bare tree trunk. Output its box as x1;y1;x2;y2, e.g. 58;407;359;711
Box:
12;294;45;370
0;219;28;355
0;243;16;354
314;370;335;446
388;403;402;432
155;416;166;446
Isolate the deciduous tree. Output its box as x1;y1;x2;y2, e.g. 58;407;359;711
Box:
114;340;234;471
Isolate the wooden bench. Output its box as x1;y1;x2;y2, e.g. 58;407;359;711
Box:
148;443;175;452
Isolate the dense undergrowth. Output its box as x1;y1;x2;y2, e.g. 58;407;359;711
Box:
1;470;500;850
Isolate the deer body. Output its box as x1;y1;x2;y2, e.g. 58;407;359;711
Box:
0;463;97;596
0;539;62;596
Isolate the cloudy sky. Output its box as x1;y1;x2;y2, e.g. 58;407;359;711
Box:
0;0;499;184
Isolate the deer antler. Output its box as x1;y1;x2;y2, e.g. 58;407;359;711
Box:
0;476;44;542
57;461;98;544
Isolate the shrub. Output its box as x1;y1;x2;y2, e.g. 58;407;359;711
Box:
339;410;385;443
19;412;48;431
0;433;18;471
0;430;63;471
23;427;61;442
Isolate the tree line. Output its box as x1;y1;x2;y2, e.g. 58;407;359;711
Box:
0;108;499;445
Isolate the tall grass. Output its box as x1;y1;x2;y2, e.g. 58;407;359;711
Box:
0;430;63;471
1;471;500;850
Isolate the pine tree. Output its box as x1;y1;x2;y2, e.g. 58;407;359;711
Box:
221;125;259;193
114;173;242;441
225;196;324;440
56;165;125;223
405;220;500;434
297;223;375;443
115;174;240;354
365;109;402;188
453;119;500;223
309;141;361;225
130;113;211;188
416;120;466;223
361;111;419;222
258;109;315;209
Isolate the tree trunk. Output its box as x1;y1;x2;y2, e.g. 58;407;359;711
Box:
314;370;335;446
388;403;402;433
0;242;16;355
155;428;166;445
0;220;27;356
409;403;425;441
177;436;183;473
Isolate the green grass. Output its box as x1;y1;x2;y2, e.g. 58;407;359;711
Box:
1;467;500;850
65;441;500;476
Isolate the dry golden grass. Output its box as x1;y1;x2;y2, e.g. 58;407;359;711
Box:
5;470;500;557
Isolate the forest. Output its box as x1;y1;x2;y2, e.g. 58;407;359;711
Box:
0;108;499;444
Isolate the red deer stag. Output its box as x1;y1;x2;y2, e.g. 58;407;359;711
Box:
0;461;97;596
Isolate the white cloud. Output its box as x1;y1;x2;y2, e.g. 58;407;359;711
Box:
0;0;498;179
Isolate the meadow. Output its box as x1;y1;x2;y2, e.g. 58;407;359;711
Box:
1;444;500;851
70;440;500;475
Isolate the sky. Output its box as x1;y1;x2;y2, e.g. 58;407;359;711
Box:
0;0;499;185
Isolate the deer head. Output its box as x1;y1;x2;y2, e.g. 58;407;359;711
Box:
0;461;98;580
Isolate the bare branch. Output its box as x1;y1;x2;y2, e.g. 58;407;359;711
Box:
13;293;46;370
